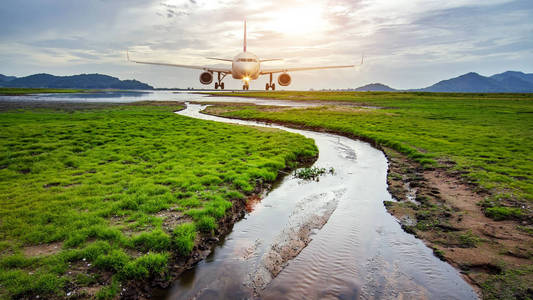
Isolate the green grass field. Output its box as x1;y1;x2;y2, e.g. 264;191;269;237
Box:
0;103;317;299
207;91;533;212
0;88;90;95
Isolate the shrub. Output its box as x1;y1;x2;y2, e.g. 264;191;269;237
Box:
64;231;88;248
132;230;171;252
95;276;120;300
173;223;196;255
94;249;130;271
205;199;232;219
81;241;112;261
0;254;35;268
196;216;217;233
485;206;523;221
0;270;65;298
458;231;481;248
120;253;168;279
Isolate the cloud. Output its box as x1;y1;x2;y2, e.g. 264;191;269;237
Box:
0;0;531;89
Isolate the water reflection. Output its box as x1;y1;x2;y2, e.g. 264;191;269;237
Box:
0;90;317;107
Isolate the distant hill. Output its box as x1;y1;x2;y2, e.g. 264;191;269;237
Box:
0;74;16;83
489;71;533;92
354;83;396;92
491;71;533;84
418;71;533;93
0;73;153;90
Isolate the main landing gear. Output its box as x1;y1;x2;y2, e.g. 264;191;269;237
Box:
265;73;275;90
214;72;226;90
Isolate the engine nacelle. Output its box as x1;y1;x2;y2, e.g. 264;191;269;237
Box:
199;72;213;85
277;73;291;86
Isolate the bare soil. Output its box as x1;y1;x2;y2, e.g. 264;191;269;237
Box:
383;148;533;297
23;241;63;257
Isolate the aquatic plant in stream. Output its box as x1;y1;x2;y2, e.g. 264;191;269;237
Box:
293;166;335;181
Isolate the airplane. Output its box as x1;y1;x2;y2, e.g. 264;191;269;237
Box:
127;20;359;90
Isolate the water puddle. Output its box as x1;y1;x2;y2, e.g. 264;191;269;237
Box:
157;103;478;299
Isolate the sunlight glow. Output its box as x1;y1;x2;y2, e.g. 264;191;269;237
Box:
265;4;330;35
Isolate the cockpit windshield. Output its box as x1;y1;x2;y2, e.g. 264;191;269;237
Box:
237;58;257;62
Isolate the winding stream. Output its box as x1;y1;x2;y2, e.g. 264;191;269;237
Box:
158;103;478;299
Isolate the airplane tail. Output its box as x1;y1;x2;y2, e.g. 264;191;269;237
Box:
243;19;247;52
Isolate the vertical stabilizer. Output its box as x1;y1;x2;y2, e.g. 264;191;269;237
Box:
243;19;247;52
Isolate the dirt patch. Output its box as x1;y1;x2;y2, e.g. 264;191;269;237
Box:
383;147;533;297
245;194;262;213
23;241;63;257
156;208;191;234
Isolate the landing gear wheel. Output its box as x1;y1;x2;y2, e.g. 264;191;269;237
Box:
243;85;246;90
215;72;226;91
267;73;275;91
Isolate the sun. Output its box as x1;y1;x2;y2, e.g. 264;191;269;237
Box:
267;4;329;36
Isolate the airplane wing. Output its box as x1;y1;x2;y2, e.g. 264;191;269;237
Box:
260;65;354;75
127;51;231;74
260;55;363;75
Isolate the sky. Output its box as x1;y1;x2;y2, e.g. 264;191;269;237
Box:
0;0;532;90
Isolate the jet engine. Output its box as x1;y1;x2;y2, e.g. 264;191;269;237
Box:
199;72;213;85
277;73;291;86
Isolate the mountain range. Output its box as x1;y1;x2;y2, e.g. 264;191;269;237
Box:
353;71;533;93
0;73;153;90
1;71;532;92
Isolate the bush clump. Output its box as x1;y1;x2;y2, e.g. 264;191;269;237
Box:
132;230;171;252
485;206;523;221
196;216;217;233
173;223;196;255
120;253;168;279
94;249;130;271
458;230;481;248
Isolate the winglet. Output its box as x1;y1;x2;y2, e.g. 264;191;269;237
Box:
126;49;130;61
360;54;364;65
243;19;247;52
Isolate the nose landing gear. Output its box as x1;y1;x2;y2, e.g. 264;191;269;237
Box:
242;83;249;90
214;72;226;90
265;73;275;90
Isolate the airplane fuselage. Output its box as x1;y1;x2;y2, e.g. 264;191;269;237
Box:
231;52;260;80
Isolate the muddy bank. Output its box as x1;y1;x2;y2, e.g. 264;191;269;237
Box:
202;105;533;299
383;148;533;299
